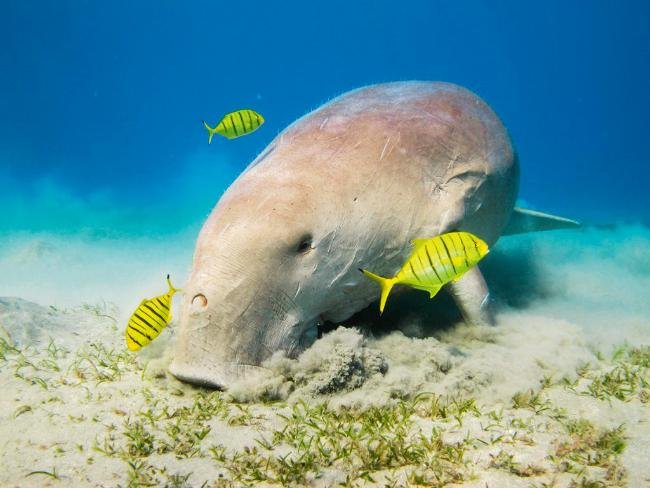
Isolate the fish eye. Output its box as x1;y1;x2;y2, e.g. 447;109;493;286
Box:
295;234;314;254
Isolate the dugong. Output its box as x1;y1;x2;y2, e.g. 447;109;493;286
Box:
170;81;577;388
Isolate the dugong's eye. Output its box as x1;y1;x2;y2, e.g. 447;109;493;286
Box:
295;234;314;255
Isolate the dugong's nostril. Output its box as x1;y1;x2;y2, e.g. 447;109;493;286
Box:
192;294;208;308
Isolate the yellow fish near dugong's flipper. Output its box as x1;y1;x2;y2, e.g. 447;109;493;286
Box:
203;109;264;143
125;275;180;352
360;231;489;315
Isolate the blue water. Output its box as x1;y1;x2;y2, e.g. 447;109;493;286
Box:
1;0;649;236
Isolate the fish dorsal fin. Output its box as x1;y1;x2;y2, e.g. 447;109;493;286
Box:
503;207;580;235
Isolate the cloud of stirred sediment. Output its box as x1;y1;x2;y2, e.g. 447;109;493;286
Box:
226;224;650;407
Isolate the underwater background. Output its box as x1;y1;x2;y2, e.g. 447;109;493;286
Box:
2;3;650;486
0;0;649;305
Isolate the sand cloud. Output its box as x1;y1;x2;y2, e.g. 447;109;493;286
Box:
224;225;650;407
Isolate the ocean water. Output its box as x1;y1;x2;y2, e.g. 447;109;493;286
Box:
1;0;649;368
2;0;649;233
1;0;649;377
1;2;650;486
0;1;650;334
1;0;648;305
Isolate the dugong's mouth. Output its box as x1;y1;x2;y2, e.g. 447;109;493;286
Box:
289;323;320;357
168;361;270;390
169;321;321;389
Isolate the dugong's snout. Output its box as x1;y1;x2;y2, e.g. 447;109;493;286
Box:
169;281;320;389
168;288;265;388
168;309;271;389
168;359;269;390
169;316;316;389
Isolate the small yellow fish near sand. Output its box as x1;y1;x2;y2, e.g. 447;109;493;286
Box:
203;109;264;143
125;275;180;351
360;231;489;314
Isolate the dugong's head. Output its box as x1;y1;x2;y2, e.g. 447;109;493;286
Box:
169;82;517;388
169;114;388;388
169;140;381;388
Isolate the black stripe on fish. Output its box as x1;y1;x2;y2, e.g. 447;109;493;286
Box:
417;254;431;284
459;233;470;257
455;233;470;268
134;312;160;333
221;118;230;136
143;303;166;323
147;300;167;316
138;308;164;331
465;233;480;261
441;235;458;274
424;244;443;283
128;321;152;340
229;115;240;136
127;319;149;336
130;316;157;336
432;240;451;280
127;331;143;347
409;261;422;282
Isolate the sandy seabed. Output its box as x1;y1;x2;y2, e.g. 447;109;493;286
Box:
0;225;649;487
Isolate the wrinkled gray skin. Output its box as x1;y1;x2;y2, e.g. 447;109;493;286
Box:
169;82;518;388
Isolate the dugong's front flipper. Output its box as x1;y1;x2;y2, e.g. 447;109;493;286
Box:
447;267;495;327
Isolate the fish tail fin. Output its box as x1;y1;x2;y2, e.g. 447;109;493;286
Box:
203;120;216;144
166;274;180;294
359;268;395;315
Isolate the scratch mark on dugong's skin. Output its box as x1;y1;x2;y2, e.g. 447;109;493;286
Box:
169;81;519;389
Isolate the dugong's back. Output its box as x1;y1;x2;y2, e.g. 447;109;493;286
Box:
245;81;517;245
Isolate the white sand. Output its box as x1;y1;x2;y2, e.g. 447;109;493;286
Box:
0;225;648;486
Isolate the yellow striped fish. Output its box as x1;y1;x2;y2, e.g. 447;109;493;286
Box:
125;275;180;351
360;231;489;314
202;109;264;143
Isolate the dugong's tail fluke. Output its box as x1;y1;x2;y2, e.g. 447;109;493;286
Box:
202;121;217;144
359;268;395;315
